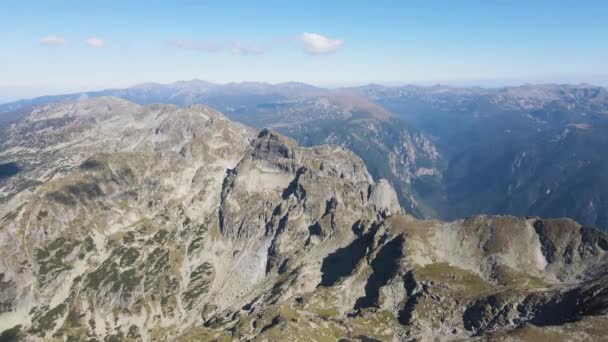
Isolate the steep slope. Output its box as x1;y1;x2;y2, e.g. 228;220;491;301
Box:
0;82;443;218
0;98;400;340
1;98;607;341
355;84;608;154
444;123;608;227
6;82;608;228
226;92;442;217
357;83;608;229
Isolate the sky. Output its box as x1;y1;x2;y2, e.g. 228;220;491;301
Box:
1;0;608;100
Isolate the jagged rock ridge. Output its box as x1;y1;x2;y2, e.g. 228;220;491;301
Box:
0;98;607;341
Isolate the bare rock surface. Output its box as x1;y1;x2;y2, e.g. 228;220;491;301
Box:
0;98;606;341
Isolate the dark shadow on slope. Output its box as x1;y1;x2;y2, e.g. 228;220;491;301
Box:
351;220;366;237
0;162;21;180
259;316;281;334
308;222;322;236
46;182;104;205
0;325;21;342
355;235;404;309
463;275;608;334
527;279;608;326
281;166;307;200
397;270;420;325
319;223;379;287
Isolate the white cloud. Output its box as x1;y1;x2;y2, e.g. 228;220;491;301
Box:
39;35;66;46
299;32;343;55
231;42;263;55
85;37;105;48
172;39;221;52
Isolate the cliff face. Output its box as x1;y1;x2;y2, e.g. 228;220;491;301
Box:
0;98;607;341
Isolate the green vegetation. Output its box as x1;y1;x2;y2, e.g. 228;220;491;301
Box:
37;210;48;220
35;237;78;286
30;303;67;335
86;259;119;290
187;224;209;255
182;262;214;309
122;231;136;244
52;302;90;342
126;325;141;340
0;324;21;342
119;248;140;267
302;286;340;318
415;262;494;296
175;327;231;342
153;229;169;244
233;304;346;342
492;265;548;289
350;309;397;341
105;331;125;342
116;269;143;292
0;273;13;292
83;236;95;252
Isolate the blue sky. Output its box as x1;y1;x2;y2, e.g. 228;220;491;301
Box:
1;0;608;100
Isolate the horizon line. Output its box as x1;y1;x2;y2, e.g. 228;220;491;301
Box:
2;76;608;104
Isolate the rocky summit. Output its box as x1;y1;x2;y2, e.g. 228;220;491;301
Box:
1;97;607;341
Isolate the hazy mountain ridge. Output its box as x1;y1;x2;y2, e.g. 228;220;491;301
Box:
443;123;608;227
1;98;608;341
217;92;442;217
2;81;608;228
0;81;443;218
0;80;326;114
354;83;608;229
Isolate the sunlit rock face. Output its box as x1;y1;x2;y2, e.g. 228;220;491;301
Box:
1;98;607;341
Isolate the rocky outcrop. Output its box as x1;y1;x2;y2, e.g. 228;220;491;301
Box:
0;98;606;341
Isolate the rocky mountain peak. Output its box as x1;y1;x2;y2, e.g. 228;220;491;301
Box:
251;128;297;167
0;98;607;340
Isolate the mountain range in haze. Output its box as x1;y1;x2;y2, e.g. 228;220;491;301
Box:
3;80;607;230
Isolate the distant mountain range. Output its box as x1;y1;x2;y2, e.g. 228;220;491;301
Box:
2;80;608;229
0;81;442;218
354;83;608;228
